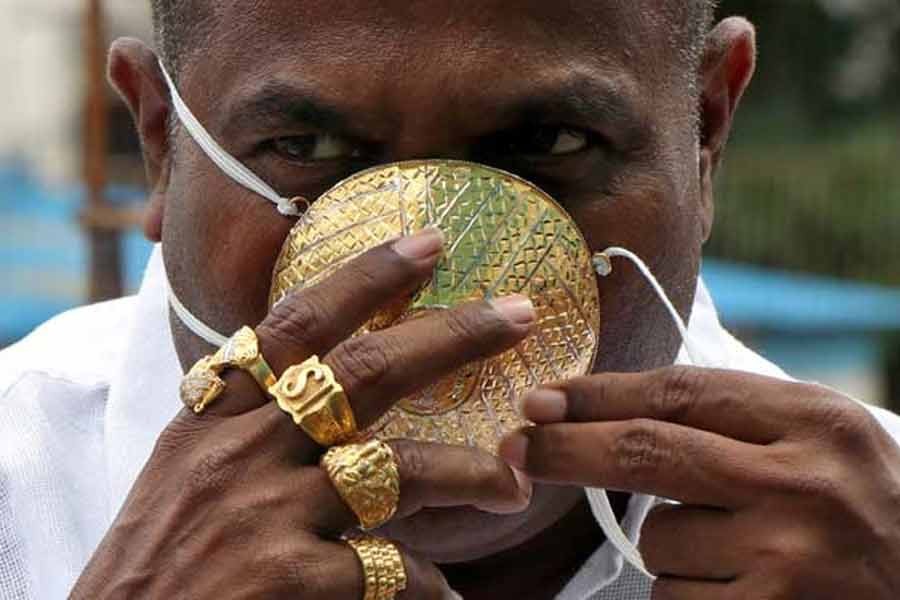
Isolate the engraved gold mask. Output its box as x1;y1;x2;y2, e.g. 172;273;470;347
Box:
269;161;601;454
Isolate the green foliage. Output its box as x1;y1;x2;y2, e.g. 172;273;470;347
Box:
706;1;900;286
710;119;900;285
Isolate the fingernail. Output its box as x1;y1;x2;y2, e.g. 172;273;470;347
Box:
521;388;567;423
491;295;536;326
499;432;528;470
512;467;533;501
392;227;445;260
446;591;464;600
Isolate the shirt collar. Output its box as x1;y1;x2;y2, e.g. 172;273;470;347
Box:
105;245;182;518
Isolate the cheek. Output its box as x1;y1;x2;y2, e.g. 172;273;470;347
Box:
566;178;702;372
162;153;296;334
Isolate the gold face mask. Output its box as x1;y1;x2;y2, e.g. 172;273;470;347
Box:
269;160;601;454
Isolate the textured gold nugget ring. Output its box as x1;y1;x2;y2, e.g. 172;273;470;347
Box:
269;355;359;446
321;440;401;530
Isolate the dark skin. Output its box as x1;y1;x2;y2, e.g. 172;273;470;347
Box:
72;2;900;599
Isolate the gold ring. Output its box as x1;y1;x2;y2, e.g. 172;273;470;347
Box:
321;440;400;530
346;536;407;600
211;326;277;392
180;356;226;414
180;327;276;414
268;355;358;446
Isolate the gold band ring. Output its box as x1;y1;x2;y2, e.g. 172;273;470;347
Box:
269;355;358;446
347;536;408;600
180;327;276;414
321;440;400;530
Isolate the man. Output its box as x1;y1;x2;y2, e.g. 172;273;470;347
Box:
1;1;899;598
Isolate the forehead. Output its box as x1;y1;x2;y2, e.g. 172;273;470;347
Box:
194;1;676;85
180;0;693;143
207;0;653;51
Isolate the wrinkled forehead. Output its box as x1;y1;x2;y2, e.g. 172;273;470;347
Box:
206;0;656;58
181;0;693;130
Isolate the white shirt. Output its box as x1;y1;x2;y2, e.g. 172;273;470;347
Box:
2;247;899;599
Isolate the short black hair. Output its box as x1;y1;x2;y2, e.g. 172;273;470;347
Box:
150;0;211;78
151;1;717;81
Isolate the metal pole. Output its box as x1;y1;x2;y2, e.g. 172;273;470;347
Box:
83;0;123;301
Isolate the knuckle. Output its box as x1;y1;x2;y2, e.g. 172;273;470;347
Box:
391;440;428;485
262;539;329;595
183;441;242;498
446;303;506;343
614;420;672;482
260;288;334;352
812;395;876;450
762;452;844;502
329;335;391;391
296;469;347;535
153;423;195;460
468;450;510;498
652;367;703;422
801;470;845;504
754;529;815;574
220;496;265;540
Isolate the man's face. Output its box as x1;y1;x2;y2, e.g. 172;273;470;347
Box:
160;0;708;563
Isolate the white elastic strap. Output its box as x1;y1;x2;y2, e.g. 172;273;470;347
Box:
585;487;652;577
158;60;300;217
600;247;706;364
588;246;709;579
167;283;230;348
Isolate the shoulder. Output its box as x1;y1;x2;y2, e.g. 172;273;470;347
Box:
0;296;138;398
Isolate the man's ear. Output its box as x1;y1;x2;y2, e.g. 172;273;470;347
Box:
698;17;756;241
108;38;171;243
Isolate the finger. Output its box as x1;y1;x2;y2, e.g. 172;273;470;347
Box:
640;504;742;580
499;421;760;507
325;295;534;428
258;293;535;458
328;539;461;600
521;367;793;444
652;576;736;600
205;229;445;417
302;440;532;536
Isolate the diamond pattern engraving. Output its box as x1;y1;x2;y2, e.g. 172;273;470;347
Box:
270;161;601;454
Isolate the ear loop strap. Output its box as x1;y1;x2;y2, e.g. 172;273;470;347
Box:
167;283;230;348
158;59;305;346
157;60;303;217
595;247;707;363
587;246;709;579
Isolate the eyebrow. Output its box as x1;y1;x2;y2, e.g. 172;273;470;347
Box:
221;82;359;140
219;74;646;147
496;76;647;146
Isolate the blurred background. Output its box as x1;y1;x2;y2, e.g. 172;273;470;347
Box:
0;1;898;411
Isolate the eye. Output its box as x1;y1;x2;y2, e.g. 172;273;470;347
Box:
501;126;591;158
270;133;363;163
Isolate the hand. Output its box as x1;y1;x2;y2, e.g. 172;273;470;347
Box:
72;230;535;600
500;367;900;599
